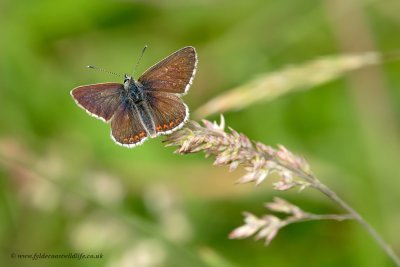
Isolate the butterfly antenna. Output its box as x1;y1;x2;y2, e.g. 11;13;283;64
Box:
86;65;123;77
132;45;148;77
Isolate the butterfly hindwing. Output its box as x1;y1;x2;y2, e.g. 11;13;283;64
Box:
145;91;188;135
110;103;148;147
71;83;123;122
138;46;197;94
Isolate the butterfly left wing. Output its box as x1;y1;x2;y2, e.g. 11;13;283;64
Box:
71;83;123;122
110;103;148;147
144;91;188;135
138;46;197;95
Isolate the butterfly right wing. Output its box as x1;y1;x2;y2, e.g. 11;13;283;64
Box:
71;83;123;122
138;46;197;95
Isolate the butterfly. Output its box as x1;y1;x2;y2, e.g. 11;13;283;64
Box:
71;46;197;148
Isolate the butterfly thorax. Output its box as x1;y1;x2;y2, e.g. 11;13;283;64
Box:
124;76;144;104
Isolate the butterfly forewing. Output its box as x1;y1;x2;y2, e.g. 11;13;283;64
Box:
111;103;148;147
145;91;188;135
71;83;123;122
138;46;197;94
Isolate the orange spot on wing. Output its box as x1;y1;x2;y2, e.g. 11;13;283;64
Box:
125;134;143;143
156;121;181;132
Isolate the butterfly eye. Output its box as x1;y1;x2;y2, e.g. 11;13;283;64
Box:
124;74;131;83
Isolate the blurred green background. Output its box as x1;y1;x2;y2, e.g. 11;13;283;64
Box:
1;0;400;266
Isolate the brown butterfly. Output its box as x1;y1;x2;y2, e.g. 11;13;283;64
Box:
71;46;197;148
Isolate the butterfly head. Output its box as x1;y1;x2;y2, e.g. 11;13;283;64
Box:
123;74;135;90
124;74;132;84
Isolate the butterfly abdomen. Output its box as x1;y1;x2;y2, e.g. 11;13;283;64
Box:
135;101;157;138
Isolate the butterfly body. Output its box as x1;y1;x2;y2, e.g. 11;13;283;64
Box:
120;76;158;137
71;46;197;148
